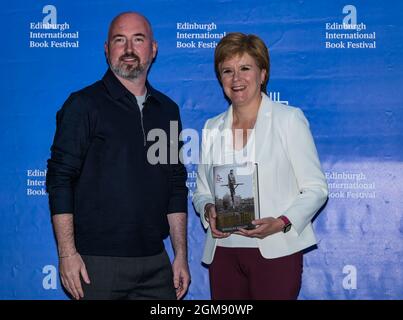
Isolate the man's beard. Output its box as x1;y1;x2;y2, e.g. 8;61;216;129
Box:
109;53;150;80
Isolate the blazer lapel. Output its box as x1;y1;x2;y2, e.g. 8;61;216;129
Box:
211;94;273;165
254;94;273;162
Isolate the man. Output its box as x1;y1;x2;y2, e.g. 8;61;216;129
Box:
46;12;190;300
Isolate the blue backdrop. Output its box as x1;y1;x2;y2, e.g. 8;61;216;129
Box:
1;0;402;299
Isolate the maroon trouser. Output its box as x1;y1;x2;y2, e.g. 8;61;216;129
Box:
209;246;303;300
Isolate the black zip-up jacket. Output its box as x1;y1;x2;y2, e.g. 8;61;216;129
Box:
46;69;188;257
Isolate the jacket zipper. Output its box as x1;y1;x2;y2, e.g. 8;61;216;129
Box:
140;93;151;147
140;110;146;147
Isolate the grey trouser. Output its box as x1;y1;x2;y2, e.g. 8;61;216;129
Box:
80;249;176;300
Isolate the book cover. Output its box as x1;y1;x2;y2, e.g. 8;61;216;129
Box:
213;162;260;232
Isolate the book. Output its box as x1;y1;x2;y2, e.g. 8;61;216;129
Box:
213;162;260;232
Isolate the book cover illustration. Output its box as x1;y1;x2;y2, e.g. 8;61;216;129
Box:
213;162;260;232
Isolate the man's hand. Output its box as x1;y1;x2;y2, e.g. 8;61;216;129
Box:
59;253;90;300
172;256;190;300
204;204;231;238
52;214;90;300
235;217;284;239
167;212;190;299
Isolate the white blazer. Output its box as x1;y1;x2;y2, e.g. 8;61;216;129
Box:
192;93;328;264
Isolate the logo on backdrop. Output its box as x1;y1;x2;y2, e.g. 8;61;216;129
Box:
26;169;47;196
42;265;57;290
186;166;197;198
326;170;376;200
29;5;80;49
324;5;376;49
176;22;226;49
343;265;357;290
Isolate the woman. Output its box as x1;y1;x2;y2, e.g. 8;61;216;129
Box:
192;32;328;300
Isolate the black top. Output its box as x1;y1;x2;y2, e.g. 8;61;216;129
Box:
46;69;188;257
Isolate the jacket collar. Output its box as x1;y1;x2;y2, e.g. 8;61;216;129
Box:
218;93;273;162
102;68;162;104
221;92;273;130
